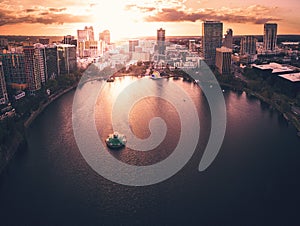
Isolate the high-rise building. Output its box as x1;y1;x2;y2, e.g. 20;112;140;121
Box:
45;45;59;79
34;43;47;85
38;38;50;45
77;26;94;42
99;30;111;44
223;28;233;49
57;44;77;74
77;30;87;42
0;53;27;90
0;61;9;104
77;26;96;58
240;36;257;55
189;40;196;52
85;26;94;41
157;28;166;55
63;35;74;44
202;21;223;66
263;23;277;51
129;40;139;52
23;44;47;93
215;47;232;75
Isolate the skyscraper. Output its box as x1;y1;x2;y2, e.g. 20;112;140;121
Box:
263;23;277;51
85;26;95;41
157;28;166;55
99;30;111;44
215;47;232;75
57;44;77;75
45;45;59;79
63;35;74;44
223;28;233;49
0;61;9;104
240;36;257;55
202;21;223;66
0;53;27;90
23;44;47;93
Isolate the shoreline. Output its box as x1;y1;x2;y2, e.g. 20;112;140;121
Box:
0;84;77;175
24;84;77;128
219;82;300;134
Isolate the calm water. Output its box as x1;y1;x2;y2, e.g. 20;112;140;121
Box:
0;77;300;225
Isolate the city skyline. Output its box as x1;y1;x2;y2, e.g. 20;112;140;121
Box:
0;0;299;41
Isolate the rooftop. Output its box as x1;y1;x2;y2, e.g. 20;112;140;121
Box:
216;47;232;53
278;72;300;83
252;62;295;74
281;42;299;45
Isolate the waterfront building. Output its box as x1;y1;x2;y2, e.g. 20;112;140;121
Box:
34;43;47;85
275;72;300;97
263;23;277;52
251;62;297;79
215;47;232;74
57;44;77;74
0;53;27;90
0;61;9;104
223;28;233;49
23;44;46;93
202;21;223;66
157;28;166;55
45;45;59;79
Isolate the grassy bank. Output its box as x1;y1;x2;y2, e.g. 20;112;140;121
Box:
0;74;80;175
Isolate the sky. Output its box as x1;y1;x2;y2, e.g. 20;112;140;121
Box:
0;0;299;41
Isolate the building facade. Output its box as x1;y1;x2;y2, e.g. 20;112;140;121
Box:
0;61;9;104
263;23;277;52
240;36;257;55
45;45;59;79
23;45;44;93
129;40;139;52
202;21;223;66
0;53;27;90
215;47;232;74
57;44;77;74
157;28;166;55
99;30;111;45
223;28;233;49
189;40;196;52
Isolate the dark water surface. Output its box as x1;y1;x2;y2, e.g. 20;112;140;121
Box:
0;77;300;225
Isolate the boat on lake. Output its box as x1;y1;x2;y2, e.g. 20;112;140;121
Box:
151;70;162;80
105;132;127;149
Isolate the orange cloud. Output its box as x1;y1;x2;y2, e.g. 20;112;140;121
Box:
126;4;281;24
0;6;90;26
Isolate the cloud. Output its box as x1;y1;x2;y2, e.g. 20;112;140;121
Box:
127;4;280;24
49;8;67;12
0;5;90;26
125;4;156;12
